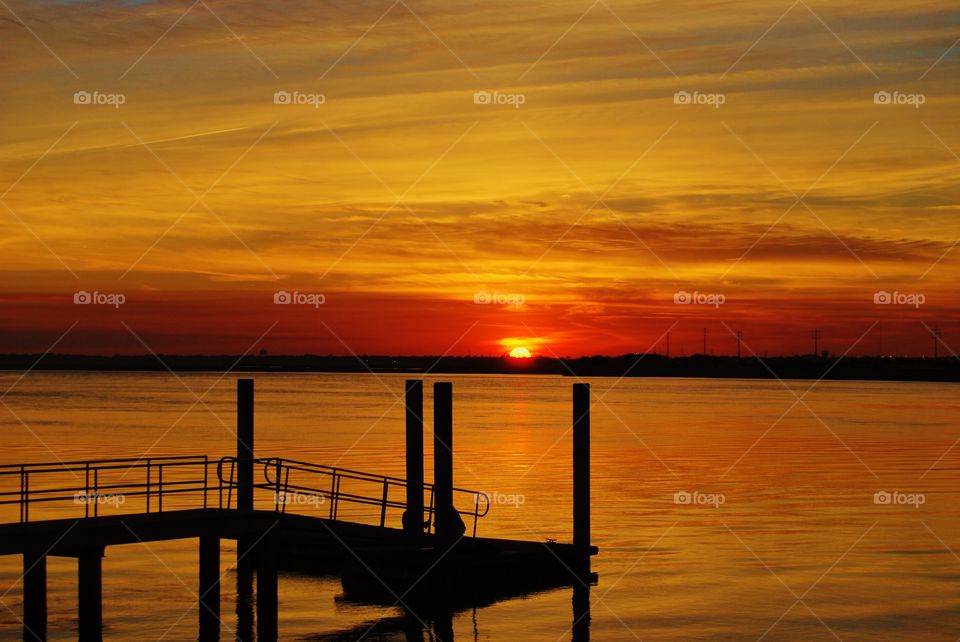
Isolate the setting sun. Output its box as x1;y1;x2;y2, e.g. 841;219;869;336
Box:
509;347;532;359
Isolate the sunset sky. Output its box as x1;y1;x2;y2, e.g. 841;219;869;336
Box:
1;0;958;357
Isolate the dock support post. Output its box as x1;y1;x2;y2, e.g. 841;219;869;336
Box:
573;383;591;576
78;548;103;641
433;382;464;543
256;535;278;642
23;548;46;642
237;378;254;512
402;380;424;538
199;535;220;641
237;378;255;578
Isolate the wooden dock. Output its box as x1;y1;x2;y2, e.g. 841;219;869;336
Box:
0;379;597;641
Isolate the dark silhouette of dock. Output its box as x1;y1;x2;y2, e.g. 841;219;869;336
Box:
0;380;597;641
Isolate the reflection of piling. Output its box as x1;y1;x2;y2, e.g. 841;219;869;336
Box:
198;534;220;641
573;383;591;575
403;380;424;539
433;382;464;542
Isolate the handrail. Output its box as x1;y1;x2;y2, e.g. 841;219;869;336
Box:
0;455;493;536
217;456;491;537
0;456;215;523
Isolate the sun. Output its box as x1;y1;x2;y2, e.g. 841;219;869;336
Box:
509;347;532;359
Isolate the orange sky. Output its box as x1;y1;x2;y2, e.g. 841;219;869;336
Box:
1;0;958;357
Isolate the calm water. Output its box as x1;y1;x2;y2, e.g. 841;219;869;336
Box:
0;372;958;640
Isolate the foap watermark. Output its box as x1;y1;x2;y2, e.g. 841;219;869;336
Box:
73;90;126;109
274;290;326;307
674;490;725;508
473;90;526;108
474;290;525;308
674;290;725;308
476;491;525;507
874;290;925;308
74;492;126;507
273;90;326;108
274;491;326;507
674;90;725;108
74;290;125;308
874;91;925;109
874;490;925;509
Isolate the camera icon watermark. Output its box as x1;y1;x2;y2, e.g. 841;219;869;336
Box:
873;490;925;508
273;90;326;108
674;490;725;508
73;90;126;109
74;290;126;308
673;290;725;308
473;90;526;108
473;290;525;308
274;290;325;307
873;91;925;109
873;290;925;308
673;90;725;108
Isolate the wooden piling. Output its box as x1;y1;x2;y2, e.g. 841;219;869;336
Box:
198;534;220;641
573;383;591;575
78;548;103;641
237;379;255;576
402;380;424;538
433;382;464;542
23;548;46;642
237;379;254;512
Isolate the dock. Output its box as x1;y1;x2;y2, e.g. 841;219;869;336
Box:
0;380;597;641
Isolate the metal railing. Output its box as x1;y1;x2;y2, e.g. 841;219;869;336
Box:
216;457;491;537
0;456;214;523
0;456;491;536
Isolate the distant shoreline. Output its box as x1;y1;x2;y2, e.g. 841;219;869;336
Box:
0;354;957;383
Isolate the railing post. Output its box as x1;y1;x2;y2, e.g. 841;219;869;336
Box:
146;459;151;514
573;383;591;576
380;479;389;527
433;382;465;543
402;380;424;538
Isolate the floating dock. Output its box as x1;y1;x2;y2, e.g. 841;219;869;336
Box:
0;379;597;641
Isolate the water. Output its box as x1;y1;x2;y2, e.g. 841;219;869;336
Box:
0;372;958;640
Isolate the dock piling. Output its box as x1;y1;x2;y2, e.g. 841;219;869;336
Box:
402;380;424;538
573;383;591;575
22;548;46;642
78;548;103;641
433;382;464;543
237;379;255;576
237;379;254;512
199;534;220;641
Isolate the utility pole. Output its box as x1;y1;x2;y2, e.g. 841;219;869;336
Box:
812;328;820;356
736;330;742;359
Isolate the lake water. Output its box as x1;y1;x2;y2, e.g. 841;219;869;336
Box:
0;372;958;640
